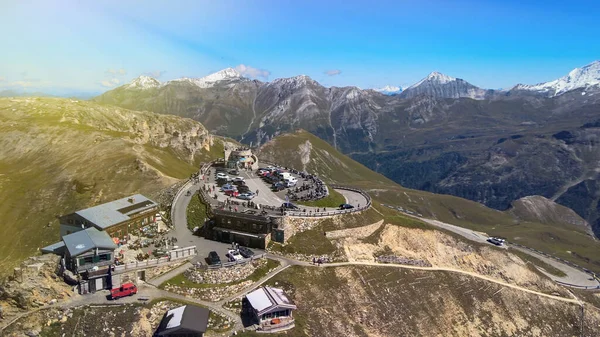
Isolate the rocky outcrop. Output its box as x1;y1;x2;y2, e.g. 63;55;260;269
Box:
0;254;71;317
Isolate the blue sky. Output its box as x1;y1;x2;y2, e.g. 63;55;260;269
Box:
1;0;599;95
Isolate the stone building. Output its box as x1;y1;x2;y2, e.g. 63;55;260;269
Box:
204;209;277;249
224;147;258;170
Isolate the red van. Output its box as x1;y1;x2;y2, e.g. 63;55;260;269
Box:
110;282;137;300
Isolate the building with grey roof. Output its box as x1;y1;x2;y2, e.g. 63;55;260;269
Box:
59;194;159;239
244;286;296;332
154;304;210;337
42;227;117;293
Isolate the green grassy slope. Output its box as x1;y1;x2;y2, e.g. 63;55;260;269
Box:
258;130;600;273
0;97;225;274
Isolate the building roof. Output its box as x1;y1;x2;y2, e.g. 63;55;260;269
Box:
41;241;66;254
62;227;117;257
246;287;297;315
155;305;210;336
75;194;157;229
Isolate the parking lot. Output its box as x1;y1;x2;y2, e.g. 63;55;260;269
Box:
203;165;359;213
168;163;370;265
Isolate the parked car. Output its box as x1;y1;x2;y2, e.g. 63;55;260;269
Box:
282;202;299;210
208;251;221;265
110;283;137;300
221;184;237;192
237;192;256;200
272;183;286;191
339;203;354;210
238;246;255;258
238;185;251;193
233;180;246;186
216;172;230;180
226;250;244;262
232;176;245;182
284;180;297;187
228;169;239;175
224;190;240;197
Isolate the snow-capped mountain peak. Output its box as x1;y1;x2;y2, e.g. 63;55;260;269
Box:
411;72;456;88
373;85;402;95
200;67;242;82
513;60;600;96
126;75;161;89
168;68;244;88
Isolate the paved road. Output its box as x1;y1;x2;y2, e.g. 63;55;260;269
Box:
405;211;600;289
510;245;599;288
170;177;264;262
177;171;599;290
2;249;587;334
337;188;369;209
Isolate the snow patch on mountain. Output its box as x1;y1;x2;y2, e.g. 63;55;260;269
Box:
513;61;600;96
126;76;161;89
269;75;316;90
408;72;457;89
168;68;243;88
374;85;402;95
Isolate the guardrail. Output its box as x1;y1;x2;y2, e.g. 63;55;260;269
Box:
113;246;197;273
200;253;267;270
510;242;598;279
555;280;599;290
285;185;372;217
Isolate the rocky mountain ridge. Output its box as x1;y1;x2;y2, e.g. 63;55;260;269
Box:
94;61;600;235
513;60;600;96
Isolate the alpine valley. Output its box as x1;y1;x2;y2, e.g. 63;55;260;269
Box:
94;61;600;236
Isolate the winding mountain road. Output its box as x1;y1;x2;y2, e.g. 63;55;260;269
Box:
406;211;600;288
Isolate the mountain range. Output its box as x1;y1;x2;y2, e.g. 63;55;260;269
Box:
94;61;600;235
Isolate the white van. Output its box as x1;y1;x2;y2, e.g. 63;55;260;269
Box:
284;176;298;187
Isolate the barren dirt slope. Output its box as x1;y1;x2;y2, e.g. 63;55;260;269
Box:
262;265;600;337
331;222;568;297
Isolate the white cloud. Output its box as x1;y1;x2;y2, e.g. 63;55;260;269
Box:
324;69;342;76
100;78;121;87
143;70;166;78
8;81;37;88
235;64;270;80
106;69;127;76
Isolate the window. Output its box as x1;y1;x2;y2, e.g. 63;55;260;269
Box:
79;256;93;266
99;253;111;261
